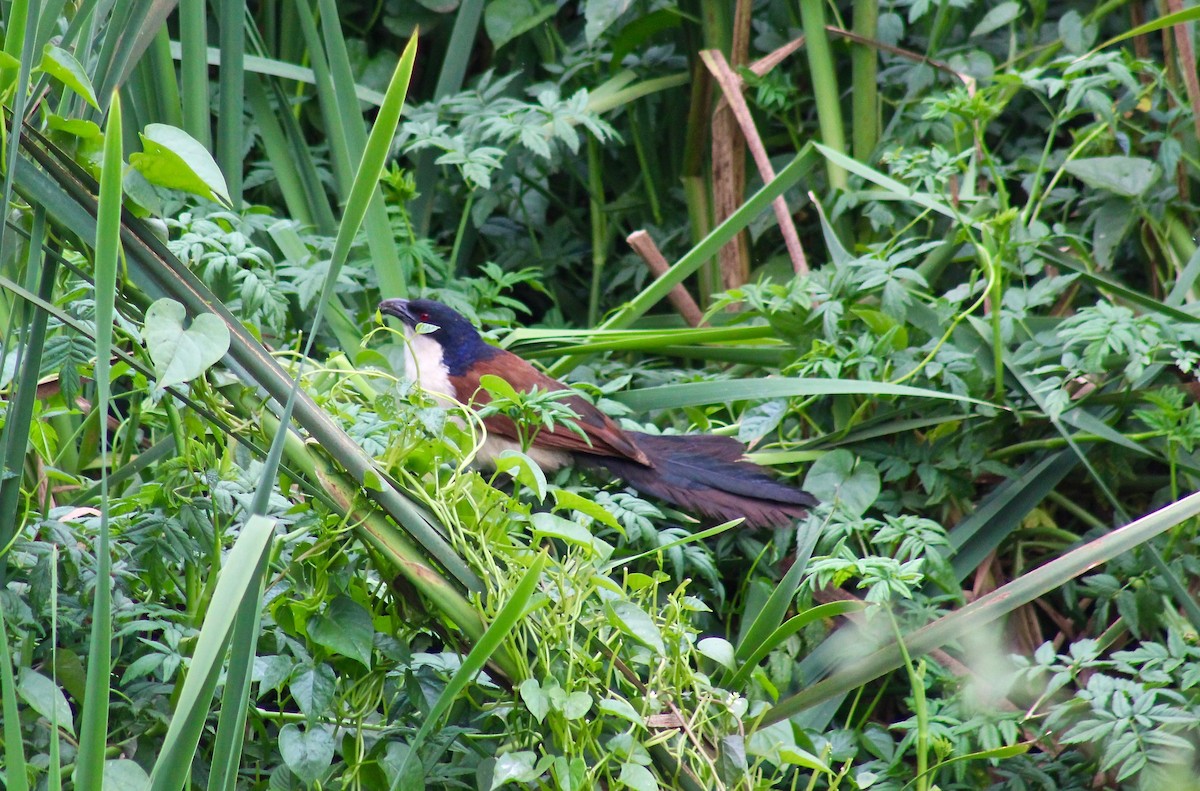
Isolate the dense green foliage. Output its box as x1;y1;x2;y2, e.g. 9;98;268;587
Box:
4;1;1200;789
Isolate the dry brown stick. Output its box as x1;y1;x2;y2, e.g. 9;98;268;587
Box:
627;230;706;327
702;49;810;276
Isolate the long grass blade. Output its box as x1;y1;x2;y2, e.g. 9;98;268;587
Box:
147;515;276;791
616;377;1000;411
547;145;819;376
216;0;245;207
0;596;29;791
178;0;210;146
0;209;51;585
391;552;548;788
760;488;1200;725
73;89;123;791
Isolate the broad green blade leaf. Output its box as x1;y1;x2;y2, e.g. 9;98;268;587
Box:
166;40;389;107
1092;5;1200;51
129;124;230;204
949;451;1077;580
215;0;244;206
38;44;98;109
727;601;868;691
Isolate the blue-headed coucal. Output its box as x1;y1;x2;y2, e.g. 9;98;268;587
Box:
379;298;816;527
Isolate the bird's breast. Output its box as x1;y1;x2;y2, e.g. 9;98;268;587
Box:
473;435;571;472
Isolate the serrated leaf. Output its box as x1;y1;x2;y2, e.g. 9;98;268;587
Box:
307;596;374;668
129;123;231;204
142;298;230;390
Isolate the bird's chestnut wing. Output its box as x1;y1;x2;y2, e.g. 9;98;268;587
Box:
449;350;650;465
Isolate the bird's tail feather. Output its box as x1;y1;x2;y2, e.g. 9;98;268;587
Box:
577;432;816;528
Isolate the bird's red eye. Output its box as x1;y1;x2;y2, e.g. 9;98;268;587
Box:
418;311;430;322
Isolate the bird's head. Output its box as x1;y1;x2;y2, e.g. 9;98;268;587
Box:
378;298;495;376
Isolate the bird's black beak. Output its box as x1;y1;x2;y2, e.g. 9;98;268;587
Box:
379;298;414;325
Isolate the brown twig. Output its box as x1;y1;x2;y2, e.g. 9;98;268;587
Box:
702;49;810;277
627;230;706;327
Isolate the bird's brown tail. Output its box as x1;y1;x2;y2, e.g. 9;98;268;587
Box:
577;432;816;527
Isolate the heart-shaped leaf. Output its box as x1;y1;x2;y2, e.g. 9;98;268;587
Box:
143;298;230;391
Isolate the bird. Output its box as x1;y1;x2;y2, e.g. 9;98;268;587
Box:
379;298;817;527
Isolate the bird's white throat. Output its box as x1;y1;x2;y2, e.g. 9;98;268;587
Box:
402;328;455;405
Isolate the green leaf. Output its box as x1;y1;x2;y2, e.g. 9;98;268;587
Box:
279;723;335;785
289;664;336;720
618;762;659;791
307;596;374;668
779;746;832;772
17;668;74;735
38;44;98;109
1064;157;1160;198
552;488;624;531
1057;9;1096;53
561;691;592;720
494;449;547;501
103;759;150;790
398;554;550;784
484;0;556;49
598;695;644;727
479;372;519;401
970;2;1020;37
696;637;736;670
803;450;880;517
491;751;540;788
519;678;550;723
605;601;665;655
616;377;999;412
129;123;231;204
142;298;231;391
585;0;634;43
531;511;613;559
